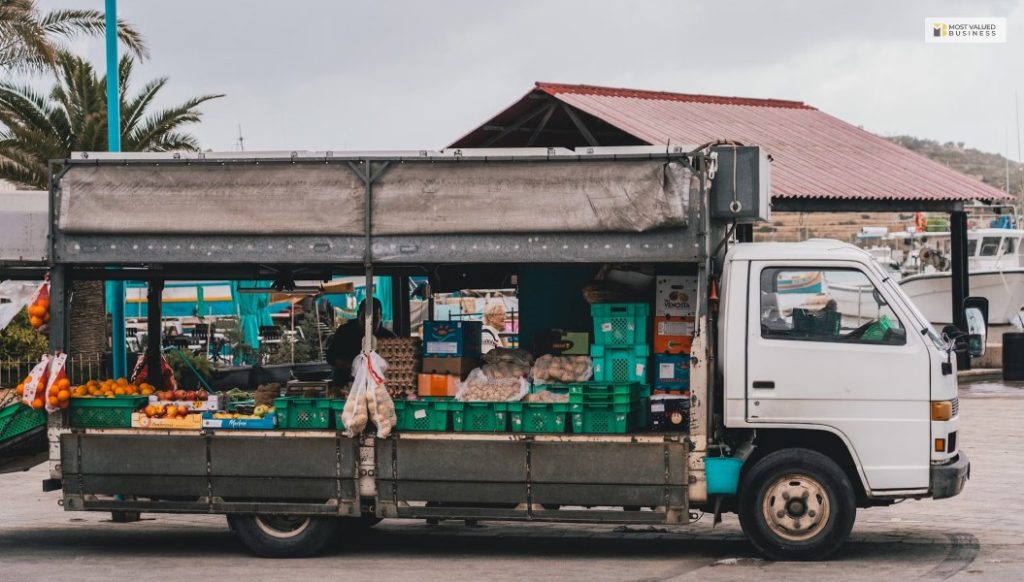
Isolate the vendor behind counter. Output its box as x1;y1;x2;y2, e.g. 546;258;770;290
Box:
326;298;395;386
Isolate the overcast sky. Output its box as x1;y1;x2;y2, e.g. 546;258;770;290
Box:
35;0;1024;158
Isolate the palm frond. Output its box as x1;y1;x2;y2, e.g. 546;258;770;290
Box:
39;9;148;60
127;93;224;151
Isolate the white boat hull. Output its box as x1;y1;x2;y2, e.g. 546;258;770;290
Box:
900;269;1024;325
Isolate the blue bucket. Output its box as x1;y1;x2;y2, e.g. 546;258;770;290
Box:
705;456;744;495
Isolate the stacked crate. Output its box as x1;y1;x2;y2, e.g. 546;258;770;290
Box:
580;303;652;433
419;321;481;398
377;337;422;400
650;276;697;431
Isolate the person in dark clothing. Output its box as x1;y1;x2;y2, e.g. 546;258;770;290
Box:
325;298;395;386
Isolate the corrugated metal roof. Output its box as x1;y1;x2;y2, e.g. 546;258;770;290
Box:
454;82;1011;203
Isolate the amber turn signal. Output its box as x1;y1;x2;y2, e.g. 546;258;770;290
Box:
931;401;953;421
934;438;946;452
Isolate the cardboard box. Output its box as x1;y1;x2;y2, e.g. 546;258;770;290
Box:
130;412;203;430
648;395;690;432
423;321;483;357
201;411;277;430
148;395;220;411
533;330;590;355
655;276;698;317
654;354;690;389
417;374;460;397
421;356;477;378
654;316;694;354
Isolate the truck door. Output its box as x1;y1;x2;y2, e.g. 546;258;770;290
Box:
745;262;931;491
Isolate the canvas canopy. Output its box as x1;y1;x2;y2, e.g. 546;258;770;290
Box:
57;158;693;236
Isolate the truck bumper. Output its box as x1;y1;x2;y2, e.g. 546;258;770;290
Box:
931;451;970;500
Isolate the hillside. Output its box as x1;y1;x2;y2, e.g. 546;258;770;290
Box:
886;135;1024;199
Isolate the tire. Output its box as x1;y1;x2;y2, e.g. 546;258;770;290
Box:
737;448;856;561
227;514;338;558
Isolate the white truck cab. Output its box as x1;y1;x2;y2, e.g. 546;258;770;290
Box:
718;240;970;558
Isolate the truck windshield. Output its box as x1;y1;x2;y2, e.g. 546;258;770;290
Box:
865;259;945;349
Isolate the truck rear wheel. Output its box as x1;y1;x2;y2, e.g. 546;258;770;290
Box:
227;514;338;558
737;448;856;561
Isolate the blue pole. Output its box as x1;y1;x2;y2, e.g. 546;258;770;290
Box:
105;0;127;379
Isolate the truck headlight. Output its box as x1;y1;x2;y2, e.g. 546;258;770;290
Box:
931;400;955;421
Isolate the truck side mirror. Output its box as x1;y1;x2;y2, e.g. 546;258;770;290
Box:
941;325;970;355
964;305;987;359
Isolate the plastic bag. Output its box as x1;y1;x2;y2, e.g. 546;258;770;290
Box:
130;352;178;391
26;281;50;332
20;354;51;410
456;368;529;402
43;353;70;412
341;352;398;438
531;355;593;383
0;281;42;331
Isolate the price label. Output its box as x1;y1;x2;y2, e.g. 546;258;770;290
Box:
414;409;427;419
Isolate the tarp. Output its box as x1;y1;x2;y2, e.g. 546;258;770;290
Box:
58;159;692;236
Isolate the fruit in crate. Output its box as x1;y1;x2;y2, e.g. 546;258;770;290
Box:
211;406;274;421
71;378;153;398
142;403;194;418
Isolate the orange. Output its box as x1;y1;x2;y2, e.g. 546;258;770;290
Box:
15;384;24;396
58;400;69;410
42;311;50;323
56;378;70;389
27;304;44;317
116;377;128;386
47;395;58;407
57;390;70;402
31;398;44;409
29;316;42;328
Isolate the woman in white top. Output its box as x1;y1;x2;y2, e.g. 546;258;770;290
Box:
481;301;506;354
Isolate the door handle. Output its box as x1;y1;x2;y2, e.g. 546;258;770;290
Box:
752;381;775;389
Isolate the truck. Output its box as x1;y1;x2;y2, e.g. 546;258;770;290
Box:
0;145;978;560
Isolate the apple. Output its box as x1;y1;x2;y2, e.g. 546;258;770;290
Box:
177;405;189;417
196;389;209;401
185;390;197;401
174;390;187;400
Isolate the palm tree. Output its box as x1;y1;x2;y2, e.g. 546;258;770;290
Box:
0;52;223;188
0;51;223;358
0;0;147;72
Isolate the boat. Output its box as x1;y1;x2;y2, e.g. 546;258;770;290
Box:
899;228;1024;325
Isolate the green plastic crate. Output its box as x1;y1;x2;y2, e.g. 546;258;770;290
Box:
274;397;332;429
507;402;569;433
0;403;46;442
567;382;644;412
394;398;450;431
591;344;650;383
450;401;508;432
571;401;639;434
591;303;650;346
529;384;571;395
328;400;347;432
69;396;148;429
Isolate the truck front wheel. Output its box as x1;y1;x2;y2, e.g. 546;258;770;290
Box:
737;448;856;561
227;514;338;558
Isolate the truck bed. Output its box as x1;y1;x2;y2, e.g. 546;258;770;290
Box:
59;429;689;524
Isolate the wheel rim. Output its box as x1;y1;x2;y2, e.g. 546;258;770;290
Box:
253;514;311;539
761;473;830;542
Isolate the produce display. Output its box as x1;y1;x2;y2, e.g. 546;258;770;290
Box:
524;389;569;403
26;281;50;330
457;369;529;402
208;403;275;421
71;378;155;398
531;355;593;383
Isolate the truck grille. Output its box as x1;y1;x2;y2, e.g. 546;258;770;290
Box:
951;397;959;417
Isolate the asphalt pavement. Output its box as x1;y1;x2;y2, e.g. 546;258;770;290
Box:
1;379;1022;581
